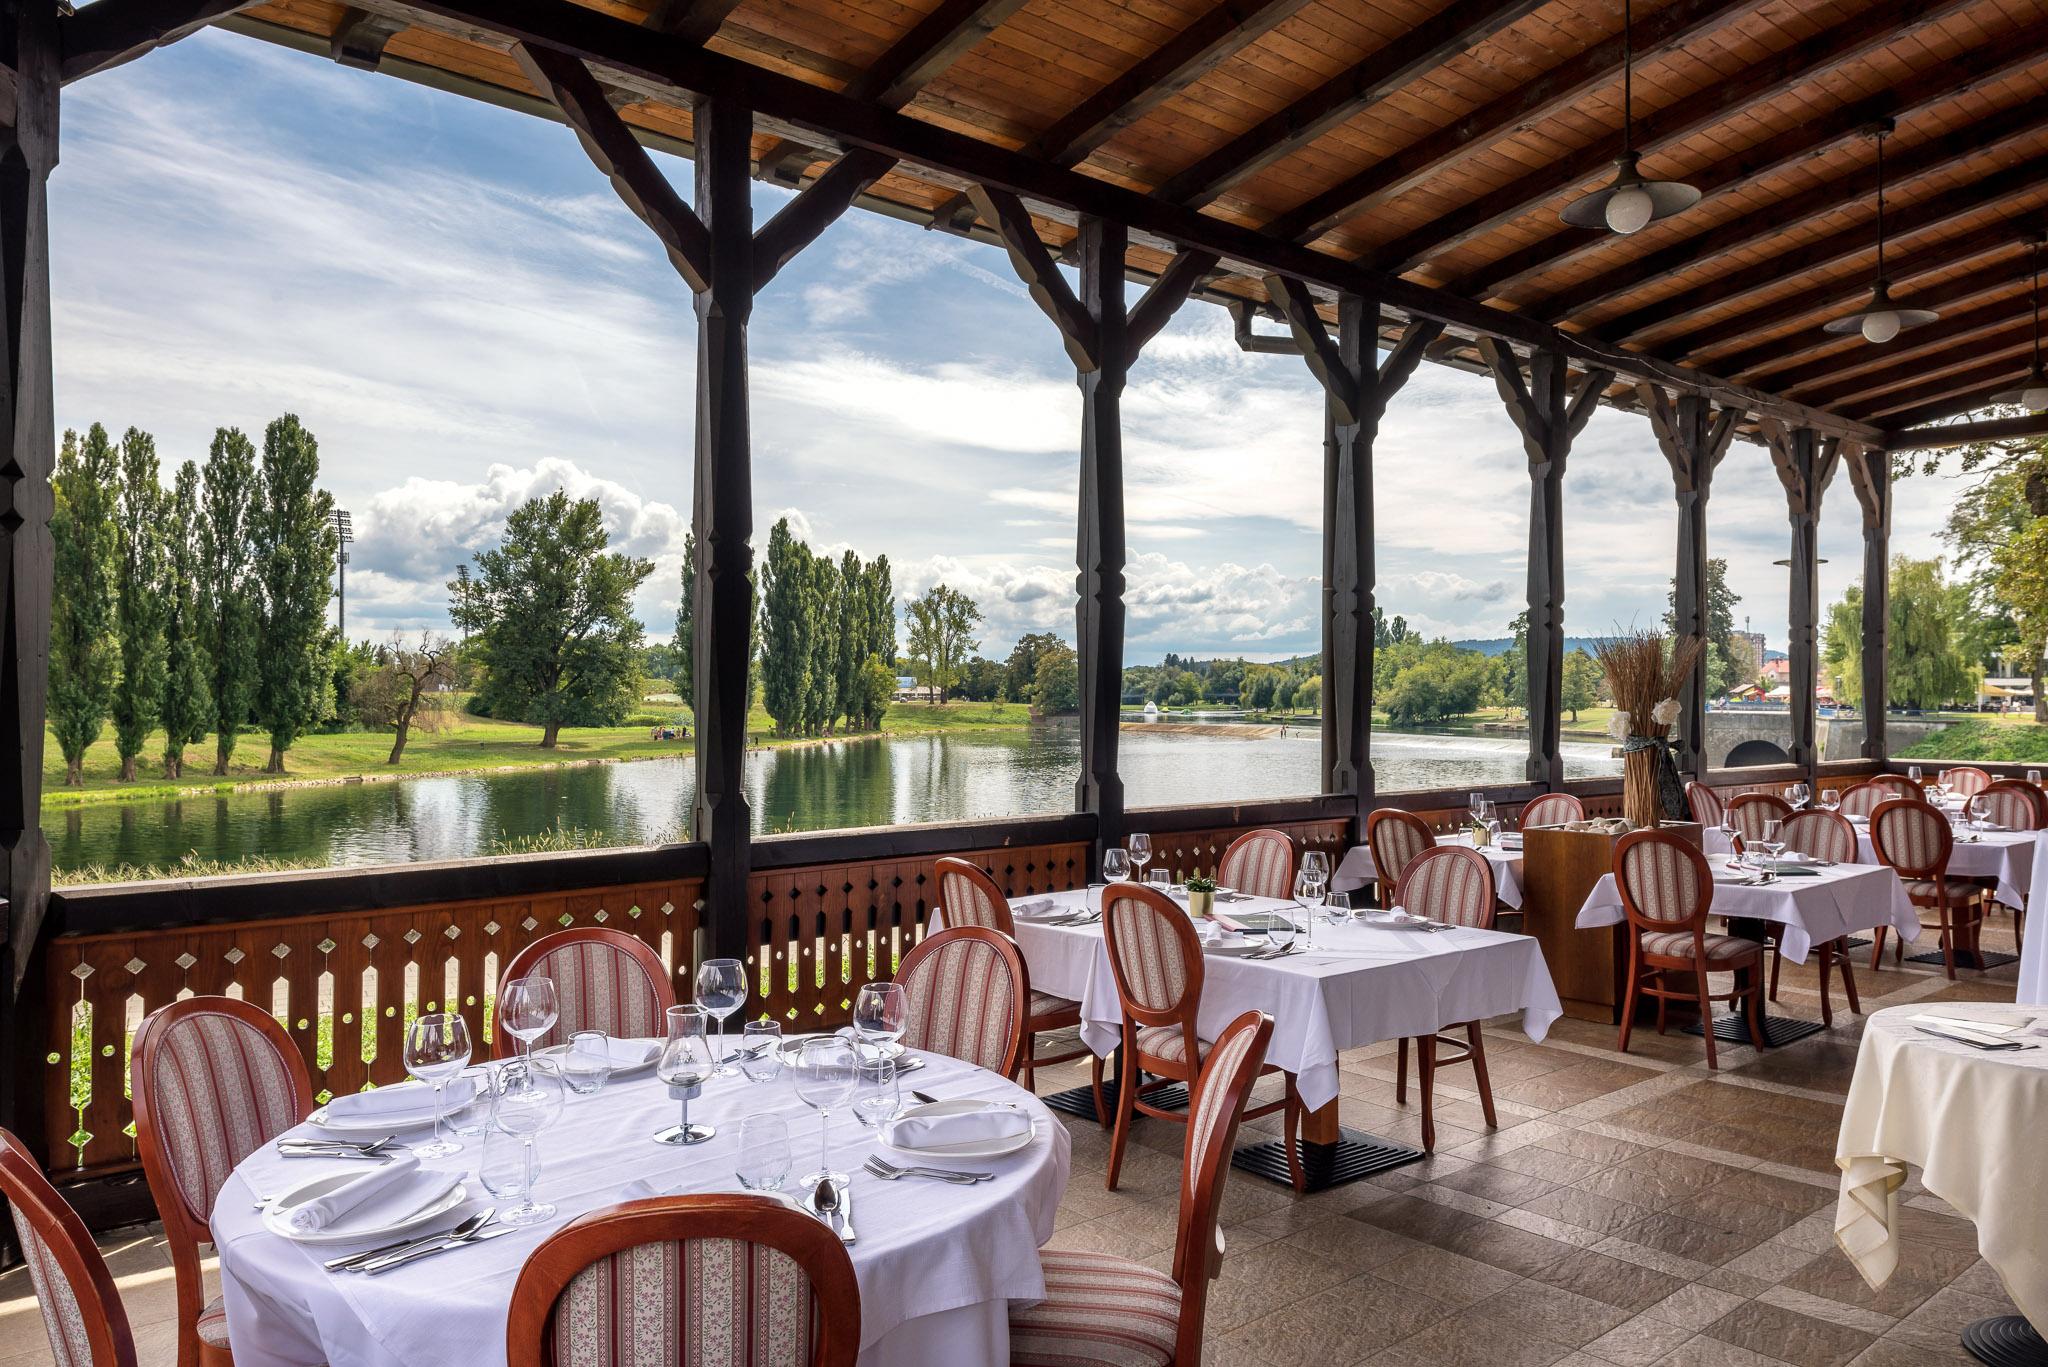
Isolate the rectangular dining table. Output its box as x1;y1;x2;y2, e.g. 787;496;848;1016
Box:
1332;832;1526;907
1002;886;1562;1188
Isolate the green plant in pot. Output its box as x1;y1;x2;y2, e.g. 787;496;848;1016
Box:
1185;873;1217;917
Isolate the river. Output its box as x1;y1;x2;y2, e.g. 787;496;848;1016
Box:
46;723;1621;876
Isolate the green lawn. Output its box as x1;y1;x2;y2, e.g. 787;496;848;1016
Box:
1896;718;2048;763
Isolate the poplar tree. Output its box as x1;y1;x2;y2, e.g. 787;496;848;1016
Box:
160;461;213;778
860;555;895;728
200;428;260;773
50;427;119;785
110;428;168;782
674;530;696;704
834;549;863;731
759;519;809;736
253;415;338;772
802;552;841;736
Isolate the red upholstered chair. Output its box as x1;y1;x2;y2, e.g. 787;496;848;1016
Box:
1216;828;1295;900
1520;792;1584;828
494;926;677;1059
1979;779;2047;830
1097;884;1299;1190
1944;765;1992;797
895;926;1030;1078
0;1127;139;1367
1685;781;1725;828
1612;831;1766;1069
1866;797;1987;979
1365;808;1434;908
132;996;316;1367
1390;847;1499;1151
1838;781;1894;819
934;857;1091;1092
1009;1011;1273;1367
1726;792;1793;848
1777;810;1863;1025
507;1193;861;1367
1870;774;1921;801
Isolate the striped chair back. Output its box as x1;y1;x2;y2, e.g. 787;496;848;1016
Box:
1396;846;1497;929
1365;809;1434;894
508;1194;861;1367
1613;831;1712;933
1520;792;1585;828
1980;779;2046;830
1944;766;1992;797
1727;792;1793;845
497;928;678;1059
933;856;1015;934
894;927;1029;1078
1869;775;1921;801
1781;809;1856;864
1685;782;1725;827
1217;828;1295;900
1101;883;1205;1057
1169;1010;1274;1360
1869;798;1952;879
0;1128;138;1367
1838;781;1892;819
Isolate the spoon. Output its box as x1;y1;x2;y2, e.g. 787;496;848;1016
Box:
813;1178;854;1244
324;1209;494;1272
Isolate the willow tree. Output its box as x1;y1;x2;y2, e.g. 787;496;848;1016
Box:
160;461;213;777
252;415;338;772
200;427;261;773
110;429;167;782
50;427;119;784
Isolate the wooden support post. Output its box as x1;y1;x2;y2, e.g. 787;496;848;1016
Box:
1764;421;1841;774
690;92;755;961
1643;386;1736;779
1847;446;1891;761
1264;280;1439;827
1480;341;1611;788
0;0;59;1161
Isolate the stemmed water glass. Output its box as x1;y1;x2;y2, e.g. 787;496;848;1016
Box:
1301;849;1331;887
1291;868;1324;947
793;1036;859;1189
491;1058;564;1226
1819;788;1840;813
1718;809;1741;864
1786;783;1810;809
499;976;558;1059
851;982;908;1059
1755;819;1786;872
1128;833;1152;884
1323;890;1353;925
403;1012;472;1159
1908;764;1924;788
654;1005;716;1146
1469;791;1486;823
695;958;748;1076
1102;847;1132;882
1968;795;1989;834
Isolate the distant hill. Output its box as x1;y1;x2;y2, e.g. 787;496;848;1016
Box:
1452;636;1607;657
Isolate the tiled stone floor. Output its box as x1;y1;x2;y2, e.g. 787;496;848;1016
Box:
1;923;2030;1365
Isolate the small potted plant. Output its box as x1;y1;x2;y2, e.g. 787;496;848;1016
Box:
1185;873;1217;917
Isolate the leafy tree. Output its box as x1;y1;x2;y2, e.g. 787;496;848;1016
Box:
1666;556;1744;700
957;656;1007;701
199;428;261;773
1888;557;1974;711
1242;666;1280;711
673;530;696;704
759;519;810;735
1501;609;1529;712
1822;587;1864;709
802;551;842;734
849;657;896;730
110;429;167;782
849;555;893;729
1372;608;1416;650
1032;642;1080;714
377;634;456;763
1275;674;1299;710
1946;452;2048;722
454;491;653;747
1560;647;1602;721
1381;646;1488;724
904;584;982;705
1005;632;1063;702
1295;674;1323;713
252;416;338;771
159;461;212;778
50;427;119;785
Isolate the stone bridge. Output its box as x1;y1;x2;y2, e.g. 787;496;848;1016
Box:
1703;711;1950;767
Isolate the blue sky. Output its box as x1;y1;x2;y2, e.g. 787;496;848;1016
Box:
47;30;1957;665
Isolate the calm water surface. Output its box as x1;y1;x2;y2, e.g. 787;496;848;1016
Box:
47;723;1620;874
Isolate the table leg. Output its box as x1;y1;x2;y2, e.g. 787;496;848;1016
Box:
1228;1077;1423;1193
1041;1047;1187;1122
1962;1315;2048;1366
1679;916;1828;1047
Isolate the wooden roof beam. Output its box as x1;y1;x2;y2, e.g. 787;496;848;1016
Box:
1847;350;2038;421
331;6;407;70
1373;0;1977;275
1821;327;2040;413
59;0;261;83
1887;412;2048;449
1262;0;1749;243
1881;390;2017;433
642;0;746;44
1768;293;2037;401
1458;16;2048;302
1157;0;1548;210
752;149;898;292
966;184;1099;371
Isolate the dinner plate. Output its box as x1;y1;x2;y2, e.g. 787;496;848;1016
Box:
261;1170;468;1246
306;1086;457;1135
535;1038;662;1078
882;1099;1036;1160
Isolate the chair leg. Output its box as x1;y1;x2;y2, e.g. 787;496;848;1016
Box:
1395;1035;1408;1104
1655;980;1669;1036
1022;1033;1036;1093
1839;939;1862;1014
1867;926;1886;971
1742;965;1767;1051
1465;1022;1497;1131
1089;1054;1109;1129
1417;1035;1438;1153
1617;957;1639;1056
1695;971;1719;1070
1105;1054;1138;1191
1814;942;1834;1029
1941;908;1958;980
1282;1075;1306;1192
1769;943;1781;1002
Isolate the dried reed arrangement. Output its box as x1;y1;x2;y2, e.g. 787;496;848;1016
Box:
1594;631;1704;827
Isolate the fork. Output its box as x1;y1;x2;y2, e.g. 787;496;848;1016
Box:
864;1156;992;1184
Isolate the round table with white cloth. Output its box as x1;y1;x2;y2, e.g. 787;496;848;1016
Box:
212;1044;1069;1367
1333;833;1526;907
1836;1003;2048;1364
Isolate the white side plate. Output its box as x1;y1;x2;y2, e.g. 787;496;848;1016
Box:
882;1099;1035;1160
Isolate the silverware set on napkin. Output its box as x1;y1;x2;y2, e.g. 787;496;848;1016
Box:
863;1155;994;1185
322;1210;513;1274
276;1135;402;1160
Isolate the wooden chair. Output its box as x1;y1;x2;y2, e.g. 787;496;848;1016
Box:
1097;884;1299;1191
0;1127;139;1367
934;856;1092;1092
1009;1011;1273;1367
1838;780;1895;819
1685;781;1725;827
1520;792;1585;828
1215;828;1296;900
1975;780;2043;958
1612;831;1766;1070
132;996;316;1367
1390;847;1499;1152
895;926;1031;1078
507;1192;861;1367
1777;810;1863;1026
1725;792;1793;847
1865;797;1987;979
1943;765;1993;797
1364;808;1434;908
495;926;677;1059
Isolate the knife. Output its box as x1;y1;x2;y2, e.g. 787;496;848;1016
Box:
1914;1025;2031;1051
362;1224;517;1274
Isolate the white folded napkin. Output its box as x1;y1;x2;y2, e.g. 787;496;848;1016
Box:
325;1077;476;1122
601;1037;661;1067
1010;898;1061;919
883;1103;1030;1150
282;1157;459;1234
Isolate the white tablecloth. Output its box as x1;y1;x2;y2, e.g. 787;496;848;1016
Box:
1576;855;1919;963
1836;1003;2048;1328
2021;831;2048;1006
1332;835;1526;908
1010;889;1561;1112
213;1047;1069;1367
1850;826;2037;910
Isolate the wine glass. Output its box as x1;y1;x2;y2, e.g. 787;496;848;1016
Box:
1820;788;1840;812
492;1059;565;1225
1908;764;1924;787
1301;849;1331;887
499;976;558;1059
1717;809;1741;864
1147;868;1172;892
1292;869;1325;946
793;1036;858;1189
1786;783;1809;809
850;1057;903;1132
559;1030;612;1097
740;1020;784;1082
695;958;748;1076
1469;791;1485;822
851;982;908;1059
403;1012;472;1159
1102;847;1131;882
1128;833;1152;883
1968;795;1989;834
1324;890;1353;924
2028;769;2041;786
1756;819;1786;871
654;1005;716;1146
736;1115;793;1192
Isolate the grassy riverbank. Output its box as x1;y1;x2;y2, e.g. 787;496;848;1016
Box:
1896;717;2048;762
